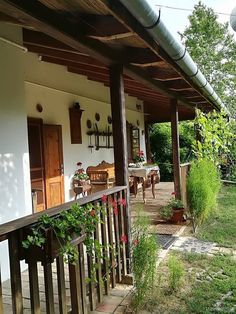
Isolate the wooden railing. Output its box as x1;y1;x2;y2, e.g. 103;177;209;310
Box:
180;163;191;209
0;186;129;314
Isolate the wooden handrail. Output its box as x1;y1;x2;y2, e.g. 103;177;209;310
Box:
0;186;127;241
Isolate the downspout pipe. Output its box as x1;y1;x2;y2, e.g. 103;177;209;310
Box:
119;0;228;112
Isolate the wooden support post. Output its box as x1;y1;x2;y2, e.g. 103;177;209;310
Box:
109;64;128;186
109;65;131;270
145;122;152;161
170;98;181;199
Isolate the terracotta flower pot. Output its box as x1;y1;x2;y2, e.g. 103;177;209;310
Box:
170;208;185;224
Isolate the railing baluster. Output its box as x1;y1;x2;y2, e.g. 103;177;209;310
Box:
107;196;116;288
28;260;41;314
100;201;110;295
94;210;103;304
118;191;127;277
8;232;23;314
0;264;3;314
87;243;97;311
43;262;55;314
122;189;130;274
56;256;67;314
113;193;122;283
68;257;83;314
78;243;88;314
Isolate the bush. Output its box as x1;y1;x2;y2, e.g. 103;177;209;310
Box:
150;122;194;181
168;254;184;292
187;159;221;231
132;213;158;311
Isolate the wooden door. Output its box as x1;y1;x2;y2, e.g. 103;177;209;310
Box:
28;118;46;212
43;125;65;208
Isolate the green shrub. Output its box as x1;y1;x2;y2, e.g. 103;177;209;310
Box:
187;158;221;231
168;254;184;292
132;213;158;311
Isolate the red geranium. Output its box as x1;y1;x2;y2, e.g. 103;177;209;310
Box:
118;198;126;207
90;209;96;217
101;194;107;203
133;239;139;246
113;207;118;216
120;234;127;244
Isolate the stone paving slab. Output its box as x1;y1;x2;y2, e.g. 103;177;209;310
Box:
171;237;217;254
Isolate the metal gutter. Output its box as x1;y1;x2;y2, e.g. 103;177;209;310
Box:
119;0;227;112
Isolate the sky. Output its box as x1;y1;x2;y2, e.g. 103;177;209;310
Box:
146;0;236;40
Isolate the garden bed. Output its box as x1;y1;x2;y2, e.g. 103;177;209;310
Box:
135;251;236;313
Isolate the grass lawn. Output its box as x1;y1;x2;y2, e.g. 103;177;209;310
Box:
141;252;236;314
196;185;236;249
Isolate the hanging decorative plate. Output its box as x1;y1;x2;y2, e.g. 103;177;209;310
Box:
107;115;112;124
86;119;92;129
95;113;100;121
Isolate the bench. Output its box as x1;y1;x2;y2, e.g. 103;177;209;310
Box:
86;161;115;192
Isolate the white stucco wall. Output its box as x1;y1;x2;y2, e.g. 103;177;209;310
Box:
24;53;146;201
0;23;32;281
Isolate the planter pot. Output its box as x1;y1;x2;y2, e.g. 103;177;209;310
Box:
74;179;90;186
170;208;185;224
21;227;86;263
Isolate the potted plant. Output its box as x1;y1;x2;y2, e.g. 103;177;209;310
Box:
133;150;145;167
73;162;89;186
161;192;185;224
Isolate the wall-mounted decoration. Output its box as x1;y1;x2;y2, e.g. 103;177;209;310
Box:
95;113;100;121
74;101;80;110
136;104;142;111
69;107;84;144
137;120;140;127
107;115;112;124
86;119;92;129
36;103;43;113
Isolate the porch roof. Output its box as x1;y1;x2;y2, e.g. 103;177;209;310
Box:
0;0;224;122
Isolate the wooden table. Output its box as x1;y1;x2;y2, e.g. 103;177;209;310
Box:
128;165;160;203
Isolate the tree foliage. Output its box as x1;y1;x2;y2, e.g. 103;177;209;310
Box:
150;122;194;181
193;109;235;163
179;1;236;114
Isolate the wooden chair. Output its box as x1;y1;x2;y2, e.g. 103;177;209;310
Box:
86;161;115;192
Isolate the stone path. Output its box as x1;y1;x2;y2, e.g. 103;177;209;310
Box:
170;236;236;258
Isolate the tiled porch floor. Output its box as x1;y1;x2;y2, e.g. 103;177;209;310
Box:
130;182;184;235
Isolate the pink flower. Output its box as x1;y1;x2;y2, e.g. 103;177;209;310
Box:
118;198;126;207
111;200;117;208
101;194;107;203
171;192;176;196
133;239;139;246
120;234;127;244
90;209;96;217
113;207;118;216
77;162;82;166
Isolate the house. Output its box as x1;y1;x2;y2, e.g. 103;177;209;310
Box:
0;0;224;312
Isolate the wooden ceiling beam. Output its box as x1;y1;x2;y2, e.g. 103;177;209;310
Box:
164;79;193;90
78;14;133;39
26;44;105;67
147;67;182;81
23;29;80;53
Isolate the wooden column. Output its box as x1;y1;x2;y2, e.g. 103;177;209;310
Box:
109;64;128;186
170;98;181;199
109;65;131;270
145;122;152;162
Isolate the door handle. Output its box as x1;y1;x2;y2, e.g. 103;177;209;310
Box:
58;164;64;175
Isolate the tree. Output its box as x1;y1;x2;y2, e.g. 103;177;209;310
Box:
179;1;236;115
